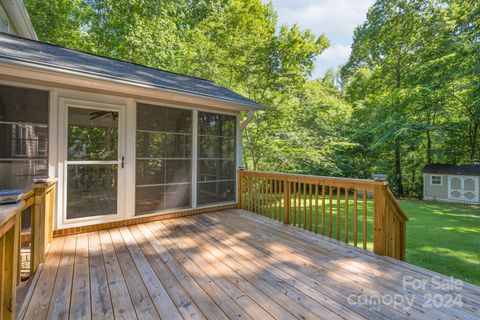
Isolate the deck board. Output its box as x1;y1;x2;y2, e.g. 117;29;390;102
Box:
69;233;91;320
20;209;480;320
88;232;114;320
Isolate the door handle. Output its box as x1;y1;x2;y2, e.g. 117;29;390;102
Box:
121;156;125;168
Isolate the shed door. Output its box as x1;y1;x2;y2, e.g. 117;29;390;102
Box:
448;175;479;202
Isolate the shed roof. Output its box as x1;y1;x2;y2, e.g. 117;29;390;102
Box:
0;32;265;110
423;164;480;176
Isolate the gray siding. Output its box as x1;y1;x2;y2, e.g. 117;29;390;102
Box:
424;173;449;200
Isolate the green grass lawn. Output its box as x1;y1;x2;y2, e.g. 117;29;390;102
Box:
399;200;480;286
248;196;480;285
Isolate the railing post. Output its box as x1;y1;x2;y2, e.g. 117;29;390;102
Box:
237;168;244;209
45;182;56;249
31;179;56;273
32;184;46;273
373;183;387;256
0;202;22;320
284;180;291;225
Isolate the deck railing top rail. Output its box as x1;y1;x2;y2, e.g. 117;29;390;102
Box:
239;170;388;189
237;170;408;261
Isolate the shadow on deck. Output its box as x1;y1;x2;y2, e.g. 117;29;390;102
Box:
18;209;480;320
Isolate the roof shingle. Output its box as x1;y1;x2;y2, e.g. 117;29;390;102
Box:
423;164;480;176
0;32;264;109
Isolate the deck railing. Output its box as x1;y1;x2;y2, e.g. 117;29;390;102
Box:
237;170;408;261
0;179;56;319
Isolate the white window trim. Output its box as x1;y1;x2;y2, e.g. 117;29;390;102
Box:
58;98;127;227
430;175;443;186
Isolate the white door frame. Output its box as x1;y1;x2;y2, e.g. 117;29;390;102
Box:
58;98;127;228
448;175;479;203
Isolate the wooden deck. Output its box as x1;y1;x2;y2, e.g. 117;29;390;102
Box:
19;209;480;320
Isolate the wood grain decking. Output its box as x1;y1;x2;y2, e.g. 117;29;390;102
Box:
18;209;480;320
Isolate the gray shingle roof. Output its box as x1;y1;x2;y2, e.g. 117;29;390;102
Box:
0;32;264;110
423;164;480;176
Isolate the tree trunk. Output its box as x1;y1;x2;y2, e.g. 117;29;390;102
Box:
425;108;432;164
469;121;479;163
394;137;404;196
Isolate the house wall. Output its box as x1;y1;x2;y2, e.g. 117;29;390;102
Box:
0;79;244;231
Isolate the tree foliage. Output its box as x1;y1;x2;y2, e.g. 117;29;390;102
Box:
341;0;480;196
25;0;480;197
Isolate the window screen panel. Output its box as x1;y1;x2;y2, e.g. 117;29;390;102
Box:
197;112;236;205
0;85;49;191
197;181;235;205
135;104;192;215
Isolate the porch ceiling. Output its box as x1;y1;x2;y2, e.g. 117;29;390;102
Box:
19;210;480;320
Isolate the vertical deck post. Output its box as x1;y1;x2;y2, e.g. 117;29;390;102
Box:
31;185;45;275
237;169;244;209
284;180;291;225
373;183;387;256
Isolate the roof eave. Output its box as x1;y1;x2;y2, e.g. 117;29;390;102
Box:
0;54;266;111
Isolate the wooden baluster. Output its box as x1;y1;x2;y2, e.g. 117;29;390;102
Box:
269;179;273;218
284;180;290;225
242;175;246;209
263;179;270;217
277;179;280;221
237;172;243;209
278;179;281;221
336;187;341;241
353;189;358;247
251;176;255;213
251;177;255;213
258;178;262;215
240;175;244;209
315;184;319;233
309;184;313;231
293;182;297;226
261;178;265;216
322;184;326;235
363;189;367;249
345;188;349;244
273;179;277;220
263;178;266;216
246;176;250;211
303;183;307;230
243;176;247;209
329;186;333;237
300;183;304;228
270;179;273;219
255;177;259;214
248;177;252;213
297;182;301;227
262;178;266;216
